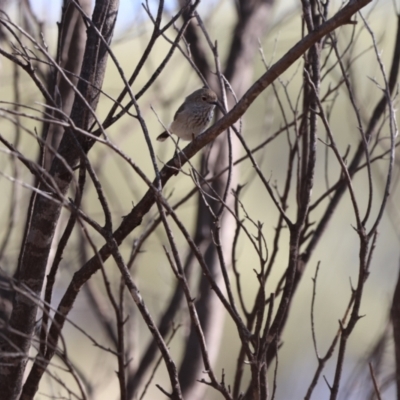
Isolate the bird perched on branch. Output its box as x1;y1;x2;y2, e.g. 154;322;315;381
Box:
156;87;218;142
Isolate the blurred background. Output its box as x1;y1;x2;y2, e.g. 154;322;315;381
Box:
0;0;399;399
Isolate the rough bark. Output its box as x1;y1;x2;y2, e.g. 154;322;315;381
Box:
43;0;92;170
0;1;119;399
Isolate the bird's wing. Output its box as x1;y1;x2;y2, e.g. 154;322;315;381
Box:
173;102;186;121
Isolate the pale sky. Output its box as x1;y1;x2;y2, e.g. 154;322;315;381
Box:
29;0;222;34
30;0;154;33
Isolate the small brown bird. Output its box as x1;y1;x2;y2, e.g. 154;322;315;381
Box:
156;88;218;142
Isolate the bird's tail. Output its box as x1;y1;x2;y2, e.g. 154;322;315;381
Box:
156;131;169;142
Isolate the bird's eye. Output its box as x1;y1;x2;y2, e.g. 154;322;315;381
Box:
202;96;207;101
